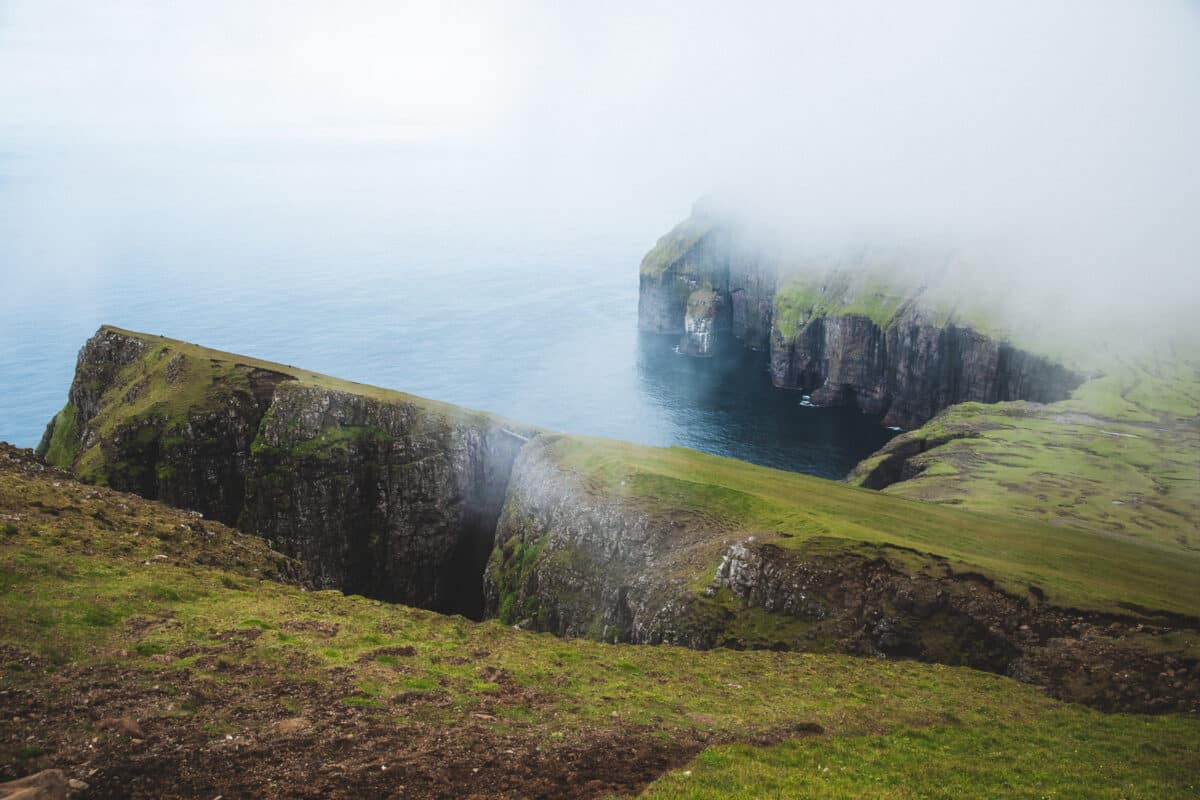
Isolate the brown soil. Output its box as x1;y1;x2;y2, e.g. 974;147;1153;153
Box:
0;645;710;799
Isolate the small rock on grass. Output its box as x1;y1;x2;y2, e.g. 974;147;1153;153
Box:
97;716;144;738
0;769;68;800
273;717;311;734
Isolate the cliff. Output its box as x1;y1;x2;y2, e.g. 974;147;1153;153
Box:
848;355;1200;547
38;326;535;617
36;327;1200;712
484;435;1200;712
638;211;1082;427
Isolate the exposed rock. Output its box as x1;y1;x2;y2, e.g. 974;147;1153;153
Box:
40;327;534;619
489;450;1199;711
241;382;529;615
97;716;144;738
637;211;1082;427
35;327;1196;713
0;770;68;800
273;717;312;734
483;436;670;642
772;311;1081;429
680;288;722;356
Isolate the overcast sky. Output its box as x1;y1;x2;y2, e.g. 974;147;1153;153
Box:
1;1;1198;331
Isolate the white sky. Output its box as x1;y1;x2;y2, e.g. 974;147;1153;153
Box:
1;1;1198;321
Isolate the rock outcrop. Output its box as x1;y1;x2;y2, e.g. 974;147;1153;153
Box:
242;382;528;612
483;436;720;645
38;327;533;617
638;210;1082;428
488;452;1199;711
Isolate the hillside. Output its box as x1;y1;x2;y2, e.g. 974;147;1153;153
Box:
851;352;1200;548
2;443;1198;798
26;326;1200;718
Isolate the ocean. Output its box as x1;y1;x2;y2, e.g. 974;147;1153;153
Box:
0;146;894;478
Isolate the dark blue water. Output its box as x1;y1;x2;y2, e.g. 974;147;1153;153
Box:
0;148;895;479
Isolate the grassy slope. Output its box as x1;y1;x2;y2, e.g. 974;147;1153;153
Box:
854;352;1200;551
770;264;1025;340
1;449;1197;798
638;712;1200;799
550;435;1200;619
773;272;916;332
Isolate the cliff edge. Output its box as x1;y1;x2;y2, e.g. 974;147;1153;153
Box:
637;209;1082;428
35;327;1200;712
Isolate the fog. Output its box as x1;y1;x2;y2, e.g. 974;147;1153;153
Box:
3;2;1198;286
0;1;1198;442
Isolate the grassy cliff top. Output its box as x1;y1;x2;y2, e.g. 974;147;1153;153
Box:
98;325;533;430
47;326;537;478
770;267;1017;339
547;433;1200;620
2;444;1196;798
772;272;917;332
638;216;717;278
56;327;1200;622
852;352;1200;551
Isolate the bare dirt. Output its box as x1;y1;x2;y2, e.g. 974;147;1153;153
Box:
0;644;713;799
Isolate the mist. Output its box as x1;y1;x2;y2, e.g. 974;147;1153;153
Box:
1;1;1198;447
3;2;1198;286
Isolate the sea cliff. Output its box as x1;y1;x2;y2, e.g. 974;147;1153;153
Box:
35;326;1200;712
638;211;1082;428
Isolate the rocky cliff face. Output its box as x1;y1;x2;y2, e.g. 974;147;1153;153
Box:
637;217;775;356
485;440;1196;711
769;310;1082;428
482;437;722;644
638;212;1082;428
243;382;528;614
38;327;532;617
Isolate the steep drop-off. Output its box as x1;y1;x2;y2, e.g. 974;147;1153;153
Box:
38;327;535;617
37;327;1200;712
486;436;1200;712
638;211;1082;428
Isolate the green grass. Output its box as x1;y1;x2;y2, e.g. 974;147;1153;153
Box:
857;353;1200;551
547;434;1200;618
2;454;1197;797
41;325;536;484
773;273;913;332
40;403;80;467
639;216;715;278
637;711;1200;799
